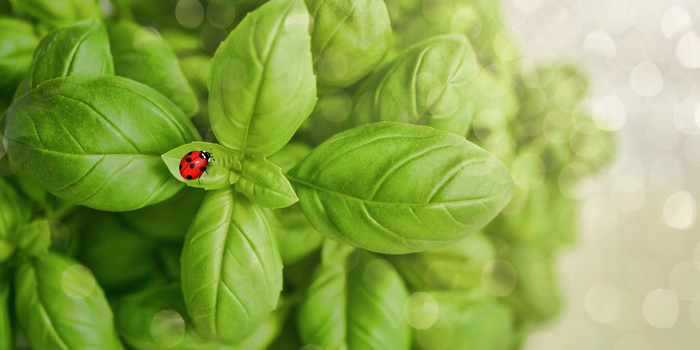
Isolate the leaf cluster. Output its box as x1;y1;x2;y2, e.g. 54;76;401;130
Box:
0;0;616;349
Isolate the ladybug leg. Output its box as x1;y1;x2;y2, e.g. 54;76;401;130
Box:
198;177;201;185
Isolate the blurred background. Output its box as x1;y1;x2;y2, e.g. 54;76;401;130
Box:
501;0;700;349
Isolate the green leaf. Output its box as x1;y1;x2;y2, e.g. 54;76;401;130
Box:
161;142;240;190
264;204;323;264
387;231;495;291
16;19;114;98
0;17;39;96
181;188;283;344
287;122;514;254
297;251;410;350
208;0;316;156
77;214;158;291
11;219;52;257
413;293;514;350
115;284;228;350
350;35;481;136
115;284;288;350
9;0;102;29
0;177;31;263
108;20;200;117
15;252;124;350
0;272;11;350
235;156;297;209
305;0;391;89
4;74;200;211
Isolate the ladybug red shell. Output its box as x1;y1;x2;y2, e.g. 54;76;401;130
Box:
179;150;213;180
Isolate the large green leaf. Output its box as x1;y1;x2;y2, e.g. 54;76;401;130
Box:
288;122;514;254
4;74;200;211
181;188;283;344
350;35;480;136
208;0;316;156
305;0;391;89
296;251;410;350
108;20;199;117
14;253;124;350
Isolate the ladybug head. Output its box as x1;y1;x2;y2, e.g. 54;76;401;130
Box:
199;150;214;162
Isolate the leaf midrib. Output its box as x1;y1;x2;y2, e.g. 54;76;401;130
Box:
287;175;490;207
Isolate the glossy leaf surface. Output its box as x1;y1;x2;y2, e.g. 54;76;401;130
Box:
208;0;316;156
305;0;391;89
297;251;409;350
351;35;480;136
288;122;514;254
4;74;200;211
15;253;124;350
181;188;283;344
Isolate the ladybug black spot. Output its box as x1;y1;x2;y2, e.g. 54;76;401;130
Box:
187;152;193;155
186;175;193;180
179;164;182;169
200;167;206;172
186;158;192;162
189;163;195;169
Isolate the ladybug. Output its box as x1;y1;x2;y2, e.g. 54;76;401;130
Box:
179;150;214;181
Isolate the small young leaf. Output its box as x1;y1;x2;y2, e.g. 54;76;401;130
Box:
297;251;410;350
0;17;38;96
18;19;114;97
181;188;283;344
288;122;514;254
351;35;481;136
9;0;102;29
161;141;240;190
4;74;200;211
208;0;316;156
235;156;298;209
108;20;200;117
305;0;391;89
15;253;124;350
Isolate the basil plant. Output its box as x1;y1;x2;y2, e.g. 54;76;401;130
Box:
0;0;615;349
